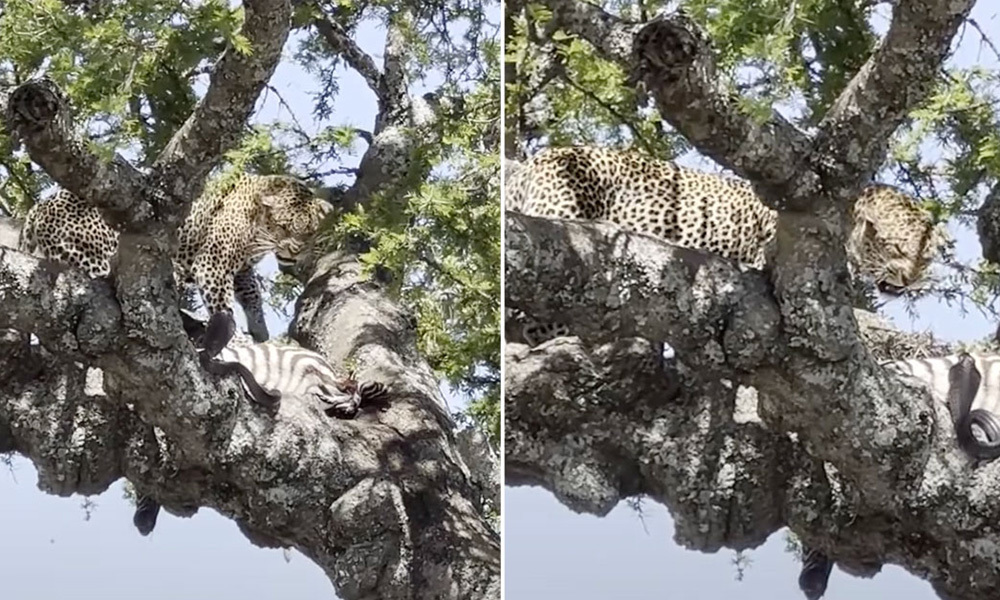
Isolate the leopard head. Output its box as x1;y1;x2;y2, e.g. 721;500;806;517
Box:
255;175;333;268
849;184;951;295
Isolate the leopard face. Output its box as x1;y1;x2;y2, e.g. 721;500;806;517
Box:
849;184;949;294
253;176;332;268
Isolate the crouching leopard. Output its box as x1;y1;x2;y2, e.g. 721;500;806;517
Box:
19;174;331;350
506;146;949;345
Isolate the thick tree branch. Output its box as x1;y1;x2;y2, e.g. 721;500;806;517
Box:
534;0;974;487
0;2;497;596
975;180;1000;265
3;0;293;230
312;11;384;98
257;11;498;590
0;248;122;356
1;306;498;599
379;14;413;129
628;13;813;203
542;2;814;208
0;0;299;458
505;213;781;367
330;8;436;214
815;0;976;186
508;213;932;500
290;252;498;595
506;215;1000;598
6;0;294;458
544;0;975;214
1;235;498;599
515;1;985;597
455;427;500;509
3;79;151;228
0;238;248;458
153;0;292;213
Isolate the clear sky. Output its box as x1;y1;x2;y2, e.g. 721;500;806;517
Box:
0;14;480;599
504;3;1000;599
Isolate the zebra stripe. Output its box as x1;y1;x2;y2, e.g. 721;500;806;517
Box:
131;343;390;537
882;353;1000;420
883;353;1000;459
215;342;389;417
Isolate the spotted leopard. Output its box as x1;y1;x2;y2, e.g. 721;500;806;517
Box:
19;174;331;345
506;146;949;345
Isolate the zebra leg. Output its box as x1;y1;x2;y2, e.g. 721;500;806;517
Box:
313;380;361;419
320;381;390;418
964;408;1000;460
946;353;1000;460
202;311;236;358
234;267;269;343
198;351;281;409
798;546;834;600
358;380;390;410
133;494;161;536
322;399;360;419
970;410;1000;445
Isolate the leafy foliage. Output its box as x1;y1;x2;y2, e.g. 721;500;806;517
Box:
0;0;243;164
320;9;502;441
506;0;883;155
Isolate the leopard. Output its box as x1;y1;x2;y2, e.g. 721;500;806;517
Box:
19;173;332;351
505;146;950;346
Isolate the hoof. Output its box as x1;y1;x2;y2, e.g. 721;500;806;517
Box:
133;495;161;536
202;312;236;357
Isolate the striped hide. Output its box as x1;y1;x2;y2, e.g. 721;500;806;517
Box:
214;342;390;418
882;353;1000;456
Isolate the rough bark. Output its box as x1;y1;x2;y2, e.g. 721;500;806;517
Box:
4;79;150;228
0;1;499;597
977;184;1000;265
312;10;383;97
0;216;21;250
512;1;987;598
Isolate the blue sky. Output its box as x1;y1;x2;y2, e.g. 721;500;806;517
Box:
504;3;1000;599
0;9;495;597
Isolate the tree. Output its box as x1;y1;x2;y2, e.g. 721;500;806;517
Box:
505;0;1000;598
0;0;500;598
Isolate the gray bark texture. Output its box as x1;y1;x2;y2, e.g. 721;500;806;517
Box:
508;2;997;599
0;1;500;598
